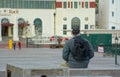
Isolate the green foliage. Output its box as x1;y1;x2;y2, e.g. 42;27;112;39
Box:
95;0;99;8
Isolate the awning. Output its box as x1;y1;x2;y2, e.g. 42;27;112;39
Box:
1;23;14;26
18;23;29;27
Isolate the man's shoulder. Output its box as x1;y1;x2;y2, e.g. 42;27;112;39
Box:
65;38;74;45
68;38;74;42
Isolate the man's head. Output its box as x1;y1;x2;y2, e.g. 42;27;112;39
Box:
72;28;80;35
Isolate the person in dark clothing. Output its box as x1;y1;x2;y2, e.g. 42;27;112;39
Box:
62;28;94;68
13;42;16;50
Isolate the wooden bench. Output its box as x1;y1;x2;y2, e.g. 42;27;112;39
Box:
6;63;68;77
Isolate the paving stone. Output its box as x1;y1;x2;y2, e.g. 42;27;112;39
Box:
0;48;120;77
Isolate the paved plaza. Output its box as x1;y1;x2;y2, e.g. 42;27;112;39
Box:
0;48;120;77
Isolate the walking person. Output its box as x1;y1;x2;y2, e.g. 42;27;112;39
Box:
18;41;21;50
62;28;94;68
13;42;16;50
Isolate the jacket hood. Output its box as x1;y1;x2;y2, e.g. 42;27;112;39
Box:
73;36;87;43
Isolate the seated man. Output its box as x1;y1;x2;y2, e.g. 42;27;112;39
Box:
62;28;94;68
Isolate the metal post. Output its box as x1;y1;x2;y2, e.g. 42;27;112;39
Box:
54;12;56;36
53;12;56;47
26;37;28;48
115;48;117;65
115;35;118;65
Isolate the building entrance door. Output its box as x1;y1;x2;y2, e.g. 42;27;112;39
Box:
1;18;14;37
2;26;8;36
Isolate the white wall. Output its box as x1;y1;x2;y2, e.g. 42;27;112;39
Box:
17;9;55;37
0;2;95;38
56;0;95;36
56;9;95;36
98;0;110;29
98;0;120;30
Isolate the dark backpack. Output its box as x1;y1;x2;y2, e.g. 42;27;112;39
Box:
71;37;88;61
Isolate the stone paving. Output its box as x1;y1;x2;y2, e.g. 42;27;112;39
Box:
0;48;120;77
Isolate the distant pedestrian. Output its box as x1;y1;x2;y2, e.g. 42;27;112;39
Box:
8;39;13;50
13;42;16;50
18;41;21;50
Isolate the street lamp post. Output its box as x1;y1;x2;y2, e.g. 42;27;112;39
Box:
53;12;56;36
53;12;57;47
115;34;118;65
26;36;28;48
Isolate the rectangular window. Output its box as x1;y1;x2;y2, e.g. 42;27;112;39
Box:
74;2;77;8
112;26;115;29
56;2;62;8
19;0;22;8
0;0;56;9
63;2;67;8
82;2;84;8
112;0;114;4
71;2;73;8
79;2;81;8
90;2;95;8
0;1;2;7
68;2;70;8
63;25;67;35
85;24;88;29
6;0;11;8
63;31;67;35
63;25;67;29
22;0;25;8
112;11;114;17
85;2;88;8
24;1;29;8
28;0;31;8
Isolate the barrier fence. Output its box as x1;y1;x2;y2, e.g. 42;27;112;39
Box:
27;36;69;48
104;44;120;55
27;35;120;55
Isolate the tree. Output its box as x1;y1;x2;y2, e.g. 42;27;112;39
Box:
95;0;99;8
95;0;99;14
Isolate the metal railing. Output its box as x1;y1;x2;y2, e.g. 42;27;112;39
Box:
104;44;120;55
28;36;69;45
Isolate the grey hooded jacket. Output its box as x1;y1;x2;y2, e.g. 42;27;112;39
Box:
62;36;94;68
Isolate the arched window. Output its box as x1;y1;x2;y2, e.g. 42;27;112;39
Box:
18;18;25;24
34;18;42;27
1;18;9;23
34;18;42;35
1;18;11;36
71;17;80;29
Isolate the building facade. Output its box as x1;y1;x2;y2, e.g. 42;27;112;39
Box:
0;0;95;41
98;0;120;29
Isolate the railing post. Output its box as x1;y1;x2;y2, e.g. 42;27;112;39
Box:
115;35;118;65
26;37;28;48
115;48;117;65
